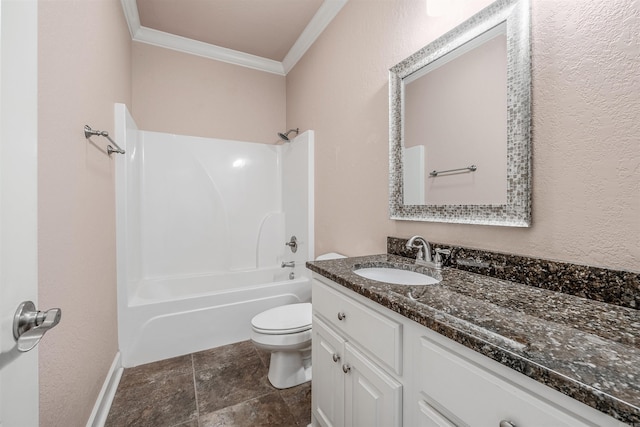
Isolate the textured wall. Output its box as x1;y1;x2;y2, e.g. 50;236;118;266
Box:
287;0;639;271
132;42;286;144
38;0;132;425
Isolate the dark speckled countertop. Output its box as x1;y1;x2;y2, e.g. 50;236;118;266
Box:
306;254;640;426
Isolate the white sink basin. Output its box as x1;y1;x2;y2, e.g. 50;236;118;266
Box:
354;267;440;285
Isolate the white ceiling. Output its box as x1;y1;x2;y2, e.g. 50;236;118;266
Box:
121;0;348;75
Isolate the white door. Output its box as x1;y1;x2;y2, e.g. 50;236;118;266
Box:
344;343;402;427
0;0;39;426
312;316;345;427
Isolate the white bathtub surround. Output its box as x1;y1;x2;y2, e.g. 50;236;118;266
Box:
114;104;314;367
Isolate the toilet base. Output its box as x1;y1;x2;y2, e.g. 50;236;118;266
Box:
267;349;312;389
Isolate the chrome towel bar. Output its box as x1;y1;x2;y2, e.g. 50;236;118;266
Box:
429;164;477;177
84;125;125;155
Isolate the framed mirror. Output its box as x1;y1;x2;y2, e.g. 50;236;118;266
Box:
389;0;531;226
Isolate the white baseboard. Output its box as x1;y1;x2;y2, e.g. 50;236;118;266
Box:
86;351;123;427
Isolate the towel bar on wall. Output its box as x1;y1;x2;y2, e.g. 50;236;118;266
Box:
84;125;125;155
429;164;477;177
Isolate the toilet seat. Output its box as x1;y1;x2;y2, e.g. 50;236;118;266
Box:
251;303;311;335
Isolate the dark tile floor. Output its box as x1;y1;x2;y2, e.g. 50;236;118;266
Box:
105;340;311;427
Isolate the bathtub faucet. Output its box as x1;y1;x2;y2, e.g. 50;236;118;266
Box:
281;261;295;268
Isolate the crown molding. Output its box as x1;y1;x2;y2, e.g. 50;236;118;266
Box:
282;0;347;74
136;27;286;75
120;0;346;76
120;0;140;39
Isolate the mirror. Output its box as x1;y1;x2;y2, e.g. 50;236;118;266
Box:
389;0;531;226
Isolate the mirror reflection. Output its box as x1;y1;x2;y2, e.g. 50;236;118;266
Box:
403;25;507;206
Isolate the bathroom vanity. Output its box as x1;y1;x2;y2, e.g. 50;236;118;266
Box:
307;254;639;427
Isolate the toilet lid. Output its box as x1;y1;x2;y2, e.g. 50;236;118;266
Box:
251;303;312;334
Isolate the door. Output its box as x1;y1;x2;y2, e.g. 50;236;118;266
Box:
312;316;345;427
344;343;402;427
0;0;39;426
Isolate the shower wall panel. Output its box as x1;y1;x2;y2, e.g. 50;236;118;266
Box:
282;131;315;269
137;131;281;279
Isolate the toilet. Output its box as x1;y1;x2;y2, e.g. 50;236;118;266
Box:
250;252;346;389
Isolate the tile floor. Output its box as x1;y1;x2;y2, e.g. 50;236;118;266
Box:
105;340;311;426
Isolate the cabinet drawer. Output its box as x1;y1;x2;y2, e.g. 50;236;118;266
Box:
416;335;600;427
313;279;402;375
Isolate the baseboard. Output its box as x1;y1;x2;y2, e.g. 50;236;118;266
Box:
86;351;123;427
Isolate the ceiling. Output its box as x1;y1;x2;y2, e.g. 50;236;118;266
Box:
121;0;348;76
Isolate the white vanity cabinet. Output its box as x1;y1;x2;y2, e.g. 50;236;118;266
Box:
311;275;626;427
312;279;402;427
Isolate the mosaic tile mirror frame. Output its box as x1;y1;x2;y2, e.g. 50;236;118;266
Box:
389;0;531;226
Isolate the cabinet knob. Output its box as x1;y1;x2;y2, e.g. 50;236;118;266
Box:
499;421;516;427
332;353;341;363
337;312;346;321
342;364;351;374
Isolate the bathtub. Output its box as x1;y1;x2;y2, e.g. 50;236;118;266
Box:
115;106;315;369
119;268;311;367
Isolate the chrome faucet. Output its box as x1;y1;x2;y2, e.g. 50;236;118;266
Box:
405;235;433;264
281;261;295;268
406;236;451;269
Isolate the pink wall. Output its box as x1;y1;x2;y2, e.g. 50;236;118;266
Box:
131;42;286;144
287;0;640;271
38;0;131;425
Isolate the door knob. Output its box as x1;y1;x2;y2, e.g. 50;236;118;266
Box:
13;301;62;352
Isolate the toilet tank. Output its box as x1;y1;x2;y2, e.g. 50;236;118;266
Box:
315;253;347;261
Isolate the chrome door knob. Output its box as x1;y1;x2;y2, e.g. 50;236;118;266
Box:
499;421;516;427
13;301;62;352
337;312;346;321
342;364;351;374
332;353;341;363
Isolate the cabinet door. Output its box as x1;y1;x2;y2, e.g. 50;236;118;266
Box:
344;343;402;427
313;316;346;427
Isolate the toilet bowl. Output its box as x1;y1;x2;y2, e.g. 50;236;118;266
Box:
251;302;313;389
250;252;346;389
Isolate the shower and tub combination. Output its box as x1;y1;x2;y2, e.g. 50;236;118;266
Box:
114;104;314;368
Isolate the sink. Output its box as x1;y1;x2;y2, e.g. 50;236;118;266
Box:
354;267;440;285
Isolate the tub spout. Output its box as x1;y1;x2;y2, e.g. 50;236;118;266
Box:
281;261;295;268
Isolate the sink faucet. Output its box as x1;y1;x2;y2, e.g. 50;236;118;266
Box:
281;261;295;268
405;235;433;264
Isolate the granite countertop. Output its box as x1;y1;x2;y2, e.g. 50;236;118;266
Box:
306;254;640;426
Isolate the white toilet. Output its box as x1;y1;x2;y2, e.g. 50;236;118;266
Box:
251;302;313;389
250;252;346;389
